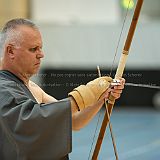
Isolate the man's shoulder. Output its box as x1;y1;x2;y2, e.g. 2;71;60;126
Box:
0;73;16;87
0;72;27;98
0;72;19;88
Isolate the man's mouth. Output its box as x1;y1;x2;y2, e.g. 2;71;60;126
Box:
35;62;40;65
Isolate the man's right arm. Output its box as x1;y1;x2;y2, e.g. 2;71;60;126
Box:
34;77;125;131
69;77;125;130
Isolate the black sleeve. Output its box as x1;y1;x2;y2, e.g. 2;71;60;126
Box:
0;90;72;160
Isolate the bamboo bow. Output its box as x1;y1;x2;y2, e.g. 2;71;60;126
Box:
91;0;144;159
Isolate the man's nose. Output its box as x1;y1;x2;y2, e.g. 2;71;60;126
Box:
36;50;44;59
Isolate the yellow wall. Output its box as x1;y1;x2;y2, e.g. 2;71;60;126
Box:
0;0;29;28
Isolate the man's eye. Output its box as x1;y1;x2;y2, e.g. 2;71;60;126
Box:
29;47;37;52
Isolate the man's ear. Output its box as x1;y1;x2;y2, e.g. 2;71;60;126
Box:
6;44;15;59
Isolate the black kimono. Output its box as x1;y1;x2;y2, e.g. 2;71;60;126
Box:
0;70;72;160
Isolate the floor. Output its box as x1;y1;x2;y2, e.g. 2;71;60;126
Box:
70;107;160;160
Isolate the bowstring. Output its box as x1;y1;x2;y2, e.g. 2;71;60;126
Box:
109;0;132;77
88;66;103;160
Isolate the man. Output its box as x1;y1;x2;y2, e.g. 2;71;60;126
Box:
0;18;125;160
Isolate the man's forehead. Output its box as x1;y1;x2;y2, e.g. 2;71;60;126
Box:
16;26;42;45
17;25;40;37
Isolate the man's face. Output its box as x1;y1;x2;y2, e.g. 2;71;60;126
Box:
12;26;44;77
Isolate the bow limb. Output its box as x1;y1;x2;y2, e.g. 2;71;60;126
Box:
92;0;144;159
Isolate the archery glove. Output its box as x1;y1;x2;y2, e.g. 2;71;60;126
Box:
68;76;112;111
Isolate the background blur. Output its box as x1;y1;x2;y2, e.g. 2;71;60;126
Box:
0;0;160;108
1;0;160;159
1;0;160;108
